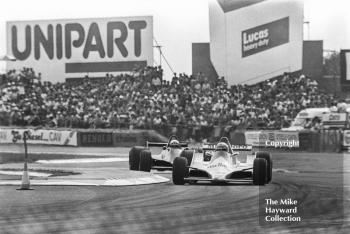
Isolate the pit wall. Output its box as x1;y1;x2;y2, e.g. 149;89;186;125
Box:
0;127;345;152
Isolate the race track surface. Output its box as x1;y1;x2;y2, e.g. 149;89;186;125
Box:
0;149;349;234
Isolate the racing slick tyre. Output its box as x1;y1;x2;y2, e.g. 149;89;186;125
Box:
129;146;145;170
173;157;189;185
256;152;273;183
139;150;153;172
253;158;267;186
180;150;194;165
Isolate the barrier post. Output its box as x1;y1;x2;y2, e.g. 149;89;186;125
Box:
17;130;33;190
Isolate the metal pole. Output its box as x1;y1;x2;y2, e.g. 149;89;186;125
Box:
304;21;310;40
17;130;33;190
24;131;28;171
154;45;163;67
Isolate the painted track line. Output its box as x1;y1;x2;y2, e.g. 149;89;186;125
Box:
36;157;128;164
0;174;169;186
0;150;119;156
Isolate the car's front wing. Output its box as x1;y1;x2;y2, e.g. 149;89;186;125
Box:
183;177;253;183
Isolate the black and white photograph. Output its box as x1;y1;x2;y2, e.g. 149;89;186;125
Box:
0;0;349;233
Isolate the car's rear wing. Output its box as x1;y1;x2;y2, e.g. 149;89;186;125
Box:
146;141;188;148
231;145;253;151
201;143;217;151
201;143;252;151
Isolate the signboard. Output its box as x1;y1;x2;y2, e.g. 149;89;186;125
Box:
242;17;289;57
0;128;77;146
7;16;153;83
244;130;299;148
343;130;350;147
209;0;303;85
79;132;113;146
322;113;348;128
340;50;350;91
244;131;262;146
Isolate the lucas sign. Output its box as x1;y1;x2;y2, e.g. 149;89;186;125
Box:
242;17;289;57
7;16;153;82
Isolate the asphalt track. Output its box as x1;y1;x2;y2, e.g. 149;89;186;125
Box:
0;147;349;233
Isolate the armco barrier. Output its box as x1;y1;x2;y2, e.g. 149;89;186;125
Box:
0;126;344;152
0;127;168;147
319;129;342;152
298;131;320;152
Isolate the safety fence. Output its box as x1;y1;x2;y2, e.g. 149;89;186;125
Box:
0;126;346;152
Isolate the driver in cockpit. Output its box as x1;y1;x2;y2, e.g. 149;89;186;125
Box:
169;139;181;149
212;142;230;160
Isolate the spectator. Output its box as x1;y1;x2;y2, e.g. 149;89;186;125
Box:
0;66;338;141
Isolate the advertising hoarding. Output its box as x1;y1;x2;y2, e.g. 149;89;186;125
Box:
209;0;303;85
242;17;289;57
0;128;77;146
7;16;153;83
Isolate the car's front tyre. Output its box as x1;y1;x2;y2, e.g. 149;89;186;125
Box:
256;152;272;183
129;146;145;170
139;150;152;172
172;157;189;185
253;158;267;185
180;150;194;165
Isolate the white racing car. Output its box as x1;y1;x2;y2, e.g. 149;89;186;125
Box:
172;137;272;185
129;135;194;172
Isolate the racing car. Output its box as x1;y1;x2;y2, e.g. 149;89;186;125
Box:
129;135;194;172
172;137;272;185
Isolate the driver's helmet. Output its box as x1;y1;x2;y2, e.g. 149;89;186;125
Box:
215;142;229;152
169;139;181;148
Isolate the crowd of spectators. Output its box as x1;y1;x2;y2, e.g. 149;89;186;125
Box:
0;66;338;140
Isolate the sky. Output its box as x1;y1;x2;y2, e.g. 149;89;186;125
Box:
0;0;349;79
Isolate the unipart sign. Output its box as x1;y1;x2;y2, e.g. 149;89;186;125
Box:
241;17;289;57
7;17;153;82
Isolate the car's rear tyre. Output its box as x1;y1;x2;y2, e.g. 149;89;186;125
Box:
129;146;144;170
173;157;189;185
180;150;194;165
139;150;152;172
256;152;273;183
253;158;267;186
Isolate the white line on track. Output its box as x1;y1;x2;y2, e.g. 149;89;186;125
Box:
0;170;52;177
0;151;118;156
36;157;128;164
0;175;170;186
273;168;299;173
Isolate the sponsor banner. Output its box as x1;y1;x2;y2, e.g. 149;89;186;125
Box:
242;17;289;57
322;113;348;128
244;131;261;146
340;50;350;91
346;52;350;81
322;113;347;122
343;130;350;147
0;128;77;146
274;131;299;142
244;130;299;147
80;132;113;146
7;16;153;83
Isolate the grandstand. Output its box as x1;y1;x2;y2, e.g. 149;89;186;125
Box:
0;65;337;141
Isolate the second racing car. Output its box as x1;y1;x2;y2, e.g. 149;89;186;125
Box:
129;135;194;172
172;137;272;185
